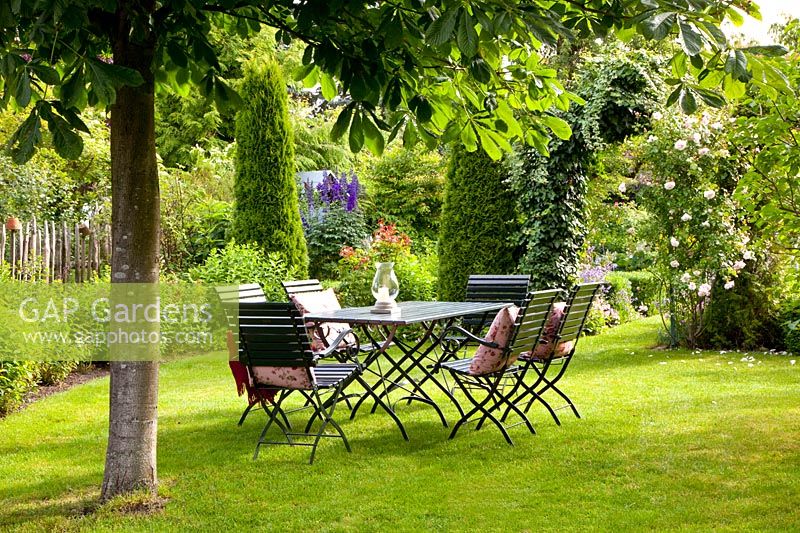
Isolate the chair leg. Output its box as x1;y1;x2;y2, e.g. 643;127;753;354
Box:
448;374;514;445
253;395;291;460
238;402;255;426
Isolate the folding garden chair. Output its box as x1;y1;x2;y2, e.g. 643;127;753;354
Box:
437;274;532;375
215;284;269;426
461;274;532;334
283;279;381;356
514;282;605;425
238;301;366;464
438;289;561;445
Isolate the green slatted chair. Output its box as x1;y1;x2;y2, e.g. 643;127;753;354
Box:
215;284;270;426
282;279;382;356
238;301;366;464
461;274;532;334
514;282;605;425
438;289;561;445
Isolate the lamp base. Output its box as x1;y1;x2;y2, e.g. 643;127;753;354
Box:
371;300;398;314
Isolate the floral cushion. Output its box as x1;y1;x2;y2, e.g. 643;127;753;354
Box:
289;289;353;351
527;302;574;359
469;305;520;375
251;365;313;390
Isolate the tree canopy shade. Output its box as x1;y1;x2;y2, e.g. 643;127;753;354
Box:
1;0;791;164
0;0;789;504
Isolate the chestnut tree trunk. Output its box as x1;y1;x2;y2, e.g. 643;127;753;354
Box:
101;2;160;501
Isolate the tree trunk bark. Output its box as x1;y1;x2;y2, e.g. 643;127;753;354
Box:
101;2;160;501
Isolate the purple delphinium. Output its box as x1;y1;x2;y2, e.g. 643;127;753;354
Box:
346;173;359;212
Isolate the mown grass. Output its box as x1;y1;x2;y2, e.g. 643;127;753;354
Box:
1;317;799;531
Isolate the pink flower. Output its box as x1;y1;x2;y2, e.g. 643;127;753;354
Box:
733;260;746;270
688;282;697;290
703;190;716;200
670;237;679;248
664;181;676;191
743;250;754;260
698;147;710;156
724;280;735;290
681;213;692;222
674;140;688;151
670;260;680;268
692;132;702;143
698;283;711;297
652;111;663;120
681;273;691;283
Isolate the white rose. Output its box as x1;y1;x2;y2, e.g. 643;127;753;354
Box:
674;140;688;150
652;111;663;120
743;250;754;260
647;135;658;142
711;122;723;130
701;220;711;228
670;260;680;268
670;237;679;248
692;132;702;143
681;213;692;222
688;282;697;290
704;190;716;200
618;182;627;193
698;283;712;297
681;273;691;283
733;260;746;270
698;147;710;156
664;181;676;190
724;280;735;290
693;270;701;276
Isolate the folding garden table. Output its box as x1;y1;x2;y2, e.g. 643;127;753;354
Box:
304;300;512;440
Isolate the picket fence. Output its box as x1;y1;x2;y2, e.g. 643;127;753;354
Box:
0;217;111;282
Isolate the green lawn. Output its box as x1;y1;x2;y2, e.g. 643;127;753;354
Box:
2;317;799;531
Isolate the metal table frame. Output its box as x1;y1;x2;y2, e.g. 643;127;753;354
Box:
305;300;511;440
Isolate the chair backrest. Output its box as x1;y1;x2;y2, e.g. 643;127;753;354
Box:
462;274;532;332
215;284;266;304
237;302;314;366
508;289;562;357
556;282;606;347
237;302;316;389
282;279;324;297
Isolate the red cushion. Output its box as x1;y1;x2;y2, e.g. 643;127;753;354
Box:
469;305;520;375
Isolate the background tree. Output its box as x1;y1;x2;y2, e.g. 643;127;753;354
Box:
510;50;659;289
232;60;308;275
0;0;772;503
438;145;517;300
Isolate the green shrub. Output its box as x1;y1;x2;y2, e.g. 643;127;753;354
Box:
187;241;297;301
305;206;368;279
613;271;659;315
701;261;783;350
604;272;637;323
0;361;38;416
781;301;800;354
36;361;79;386
232;59;308;276
438;145;517;301
358;145;446;242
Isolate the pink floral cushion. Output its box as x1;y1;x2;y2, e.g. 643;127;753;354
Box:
289;289;353;351
252;365;313;390
528;302;574;359
469;305;520;375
